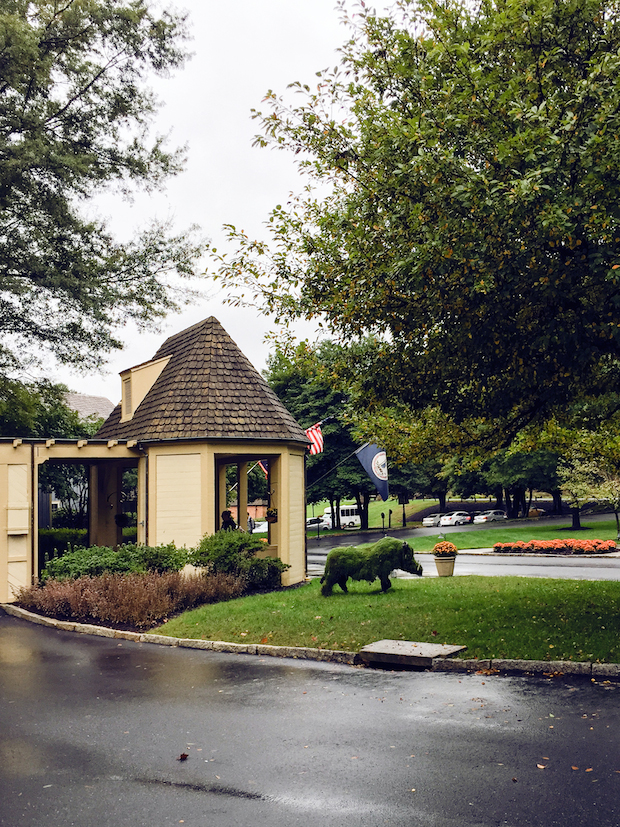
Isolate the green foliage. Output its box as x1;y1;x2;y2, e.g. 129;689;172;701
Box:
38;529;87;565
0;0;205;376
401;518;620;552
225;463;268;506
265;339;389;528
320;537;422;595
41;542;187;582
134;543;188;574
157;576;620;663
0;379;99;438
215;0;620;442
191;530;289;590
0;379;105;526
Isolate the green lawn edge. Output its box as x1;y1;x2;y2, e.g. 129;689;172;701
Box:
156;576;620;664
400;519;620;552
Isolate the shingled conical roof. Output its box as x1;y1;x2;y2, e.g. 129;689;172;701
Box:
96;317;308;444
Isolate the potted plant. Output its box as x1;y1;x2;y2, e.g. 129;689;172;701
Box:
266;508;278;524
433;540;458;577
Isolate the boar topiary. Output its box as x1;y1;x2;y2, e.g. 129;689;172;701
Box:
320;537;423;596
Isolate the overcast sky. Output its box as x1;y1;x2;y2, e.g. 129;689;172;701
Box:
50;0;387;405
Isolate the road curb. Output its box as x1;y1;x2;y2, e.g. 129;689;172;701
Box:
0;603;359;665
3;602;619;679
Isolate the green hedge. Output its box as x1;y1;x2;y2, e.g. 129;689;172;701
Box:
41;542;188;582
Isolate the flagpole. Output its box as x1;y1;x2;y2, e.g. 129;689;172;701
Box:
306;448;361;490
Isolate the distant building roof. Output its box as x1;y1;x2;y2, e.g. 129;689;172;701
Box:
96;316;308;444
64;392;116;421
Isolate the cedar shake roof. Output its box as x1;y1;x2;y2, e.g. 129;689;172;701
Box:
64;393;115;421
96;317;308;444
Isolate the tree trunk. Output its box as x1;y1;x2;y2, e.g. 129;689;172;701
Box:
438;491;447;511
355;492;371;530
505;490;519;519
552;490;563;514
571;506;582;530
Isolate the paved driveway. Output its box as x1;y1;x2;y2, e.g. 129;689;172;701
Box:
1;612;619;827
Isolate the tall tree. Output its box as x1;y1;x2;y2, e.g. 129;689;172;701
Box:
0;378;94;438
265;339;380;529
216;0;620;442
0;0;204;376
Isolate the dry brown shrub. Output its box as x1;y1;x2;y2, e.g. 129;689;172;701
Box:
16;571;245;628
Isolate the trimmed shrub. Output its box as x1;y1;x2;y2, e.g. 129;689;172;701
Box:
16;570;245;628
134;543;188;573
190;530;289;590
493;539;617;555
40;542;188;582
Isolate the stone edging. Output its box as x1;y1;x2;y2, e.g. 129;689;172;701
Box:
3;603;620;680
0;604;356;665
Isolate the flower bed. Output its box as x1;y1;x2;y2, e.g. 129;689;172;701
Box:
493;539;617;555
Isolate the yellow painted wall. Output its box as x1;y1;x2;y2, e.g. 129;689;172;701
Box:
0;446;33;603
120;356;170;422
154;453;202;547
285;452;306;586
146;441;307;584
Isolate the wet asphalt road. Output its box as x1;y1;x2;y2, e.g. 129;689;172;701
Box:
307;551;620;581
1;612;620;827
306;519;620;581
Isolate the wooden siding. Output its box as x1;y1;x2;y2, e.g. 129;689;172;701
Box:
155;454;202;548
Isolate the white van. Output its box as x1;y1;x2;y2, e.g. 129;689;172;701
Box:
322;504;361;530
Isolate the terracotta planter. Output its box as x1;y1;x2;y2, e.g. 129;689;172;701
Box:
434;555;456;577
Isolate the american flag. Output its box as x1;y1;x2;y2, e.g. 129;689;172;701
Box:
257;460;269;478
305;423;323;455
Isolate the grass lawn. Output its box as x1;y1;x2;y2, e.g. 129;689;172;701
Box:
409;519;620;552
306;497;438;531
157;576;620;663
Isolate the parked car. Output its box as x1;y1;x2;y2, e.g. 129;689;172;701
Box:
473;510;507;524
439;511;472;526
422;513;445;527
